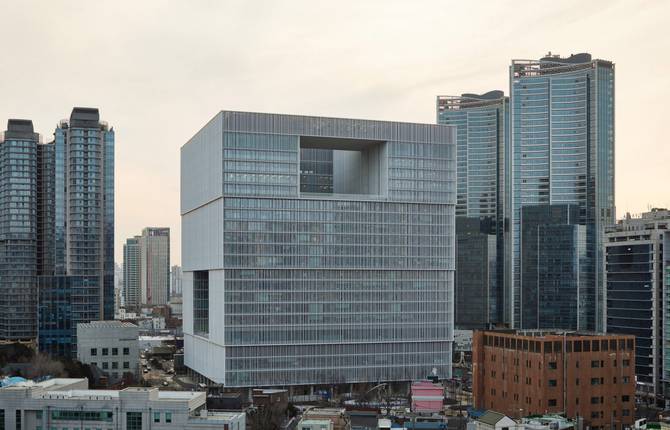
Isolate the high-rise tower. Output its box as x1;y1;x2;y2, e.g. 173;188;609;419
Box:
139;227;170;306
38;107;115;357
0;120;39;340
437;91;507;327
507;53;615;330
123;236;141;310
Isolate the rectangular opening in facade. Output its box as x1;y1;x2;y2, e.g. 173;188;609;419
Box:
299;136;387;196
193;271;209;337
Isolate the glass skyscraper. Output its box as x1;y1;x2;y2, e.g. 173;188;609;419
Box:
437;91;507;326
181;111;456;387
507;53;615;330
0;120;39;340
38;107;115;357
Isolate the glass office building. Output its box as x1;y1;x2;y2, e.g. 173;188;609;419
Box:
454;218;496;329
181;111;456;387
0;120;39;340
437;91;507;326
520;204;587;330
507;53;615;330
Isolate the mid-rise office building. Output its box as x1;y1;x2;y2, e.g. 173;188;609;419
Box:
123;236;141;309
0;120;39;341
0;378;245;430
77;321;140;383
181;111;456;387
454;218;496;329
520;204;587;330
38;107;115;357
437;92;507;326
171;264;183;297
507;53;615;330
473;330;635;430
604;208;670;405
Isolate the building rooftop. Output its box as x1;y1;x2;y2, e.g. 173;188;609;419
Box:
479;329;634;339
300;419;333;425
189;411;246;421
477;410;509;426
1;377;203;402
304;408;346;415
606;208;670;233
0;378;85;392
78;320;138;329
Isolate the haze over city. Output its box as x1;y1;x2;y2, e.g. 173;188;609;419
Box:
1;0;668;264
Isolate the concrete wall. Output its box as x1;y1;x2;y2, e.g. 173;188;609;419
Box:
76;324;139;382
332;143;387;196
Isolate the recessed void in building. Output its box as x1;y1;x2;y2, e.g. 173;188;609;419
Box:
299;136;387;196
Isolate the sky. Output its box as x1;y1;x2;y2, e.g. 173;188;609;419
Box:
1;0;668;265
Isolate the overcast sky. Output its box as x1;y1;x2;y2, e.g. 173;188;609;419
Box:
1;0;668;265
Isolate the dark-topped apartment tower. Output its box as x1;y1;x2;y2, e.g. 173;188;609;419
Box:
0;120;40;340
38;107;115;357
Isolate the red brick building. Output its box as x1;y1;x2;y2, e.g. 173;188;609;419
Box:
473;330;635;430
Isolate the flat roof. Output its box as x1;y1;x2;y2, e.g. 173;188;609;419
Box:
1;378;86;392
189;411;246;420
479;329;635;340
78;321;138;329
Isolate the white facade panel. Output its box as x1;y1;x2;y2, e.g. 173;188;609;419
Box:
180;112;223;215
182;271;194;335
208;269;226;345
181;199;224;272
184;333;226;384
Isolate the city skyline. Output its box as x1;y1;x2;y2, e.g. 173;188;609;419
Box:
1;1;669;265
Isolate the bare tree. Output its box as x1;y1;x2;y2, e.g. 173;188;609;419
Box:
26;353;65;379
247;403;287;430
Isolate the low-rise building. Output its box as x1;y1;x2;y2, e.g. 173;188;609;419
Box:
411;381;444;413
77;321;139;383
471;411;521;430
473;330;635;430
0;377;245;429
252;388;288;409
302;408;351;430
299;418;334;430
